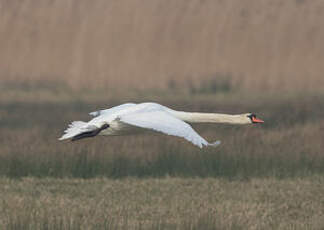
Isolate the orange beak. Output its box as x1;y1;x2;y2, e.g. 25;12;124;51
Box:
252;117;264;123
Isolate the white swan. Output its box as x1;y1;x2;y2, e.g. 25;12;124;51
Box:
59;102;264;148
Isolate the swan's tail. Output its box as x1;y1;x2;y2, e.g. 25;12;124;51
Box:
59;121;88;141
59;121;109;141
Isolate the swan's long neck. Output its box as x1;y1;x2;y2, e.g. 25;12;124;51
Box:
170;111;250;124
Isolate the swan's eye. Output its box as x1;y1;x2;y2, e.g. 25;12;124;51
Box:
247;113;257;122
247;114;256;119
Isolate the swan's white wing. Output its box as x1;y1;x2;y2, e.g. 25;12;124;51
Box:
89;103;137;117
118;111;220;148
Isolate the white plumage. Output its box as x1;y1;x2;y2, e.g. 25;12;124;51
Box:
59;102;263;148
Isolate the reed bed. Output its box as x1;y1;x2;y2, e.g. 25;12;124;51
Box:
1;0;324;91
1;86;324;229
1;0;324;228
1;89;323;179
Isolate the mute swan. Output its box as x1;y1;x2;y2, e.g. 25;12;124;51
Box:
59;102;264;148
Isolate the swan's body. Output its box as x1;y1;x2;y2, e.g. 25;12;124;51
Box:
59;102;263;148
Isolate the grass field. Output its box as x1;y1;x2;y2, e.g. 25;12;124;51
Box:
1;86;324;179
1;177;324;230
1;0;324;228
1;85;324;228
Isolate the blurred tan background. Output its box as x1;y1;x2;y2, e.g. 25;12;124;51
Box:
0;0;323;92
1;2;324;228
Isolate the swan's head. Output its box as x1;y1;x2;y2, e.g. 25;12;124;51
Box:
246;113;264;124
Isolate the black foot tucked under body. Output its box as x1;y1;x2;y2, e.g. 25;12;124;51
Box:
71;124;109;141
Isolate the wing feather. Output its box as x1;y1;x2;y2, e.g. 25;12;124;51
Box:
119;111;220;148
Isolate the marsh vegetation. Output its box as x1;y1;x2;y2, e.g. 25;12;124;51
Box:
1;0;324;228
1;85;324;229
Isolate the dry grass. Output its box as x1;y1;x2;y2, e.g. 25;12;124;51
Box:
1;87;324;229
1;0;324;91
1;89;324;179
1;176;324;229
1;1;324;228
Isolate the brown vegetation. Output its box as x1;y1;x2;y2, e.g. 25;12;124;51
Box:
1;0;324;91
1;0;324;228
2;86;323;229
1;89;324;179
1;177;324;229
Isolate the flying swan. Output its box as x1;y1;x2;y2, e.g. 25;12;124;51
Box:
59;102;264;148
